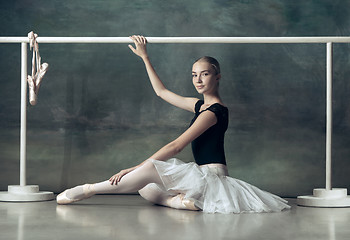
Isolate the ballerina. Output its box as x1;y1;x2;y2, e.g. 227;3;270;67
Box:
57;35;290;214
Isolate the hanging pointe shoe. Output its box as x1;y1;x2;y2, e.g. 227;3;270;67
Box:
34;62;49;94
27;31;49;105
57;184;95;205
27;75;37;105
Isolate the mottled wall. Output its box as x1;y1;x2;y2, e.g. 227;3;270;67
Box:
0;0;349;196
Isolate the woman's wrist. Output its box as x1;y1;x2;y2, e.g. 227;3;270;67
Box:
142;55;150;62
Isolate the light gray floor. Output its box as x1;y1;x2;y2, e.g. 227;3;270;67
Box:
1;195;350;240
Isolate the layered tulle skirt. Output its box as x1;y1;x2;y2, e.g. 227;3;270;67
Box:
146;158;290;214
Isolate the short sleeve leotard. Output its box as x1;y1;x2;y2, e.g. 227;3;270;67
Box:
190;100;229;166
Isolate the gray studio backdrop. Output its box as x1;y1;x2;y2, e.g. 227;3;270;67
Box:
0;0;349;196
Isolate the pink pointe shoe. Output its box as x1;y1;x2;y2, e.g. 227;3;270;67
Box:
27;63;49;106
57;184;95;205
182;198;200;211
35;62;49;91
27;75;37;105
167;194;200;211
27;31;49;106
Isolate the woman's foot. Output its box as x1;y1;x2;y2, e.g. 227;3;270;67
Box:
166;194;200;211
56;190;80;204
182;198;200;211
57;184;95;205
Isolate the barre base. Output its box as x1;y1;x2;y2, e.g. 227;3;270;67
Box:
0;185;54;202
297;188;350;207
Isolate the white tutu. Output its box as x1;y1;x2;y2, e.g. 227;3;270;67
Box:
150;158;291;214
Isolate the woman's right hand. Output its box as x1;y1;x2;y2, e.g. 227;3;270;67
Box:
128;35;148;59
109;169;132;185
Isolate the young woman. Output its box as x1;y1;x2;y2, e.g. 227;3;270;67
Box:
57;35;290;214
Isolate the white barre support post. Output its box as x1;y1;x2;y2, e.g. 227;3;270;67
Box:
0;43;54;202
326;42;333;191
297;42;350;207
20;42;27;186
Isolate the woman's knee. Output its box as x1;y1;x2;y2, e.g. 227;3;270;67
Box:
139;183;172;204
140;160;159;177
142;159;156;170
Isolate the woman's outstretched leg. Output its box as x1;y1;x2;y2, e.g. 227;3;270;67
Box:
57;160;162;204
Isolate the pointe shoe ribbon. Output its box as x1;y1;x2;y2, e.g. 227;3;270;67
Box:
27;31;49;106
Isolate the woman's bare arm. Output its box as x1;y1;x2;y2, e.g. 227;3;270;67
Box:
109;110;217;184
149;110;217;160
129;35;198;112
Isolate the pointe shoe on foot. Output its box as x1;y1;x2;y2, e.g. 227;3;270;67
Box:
167;194;200;211
56;190;81;205
182;198;200;211
57;184;95;205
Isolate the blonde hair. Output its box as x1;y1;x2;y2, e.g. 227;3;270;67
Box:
194;56;220;75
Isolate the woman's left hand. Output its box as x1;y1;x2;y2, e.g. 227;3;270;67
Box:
109;169;131;185
128;35;148;59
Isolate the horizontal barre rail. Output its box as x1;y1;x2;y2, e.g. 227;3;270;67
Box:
1;36;350;44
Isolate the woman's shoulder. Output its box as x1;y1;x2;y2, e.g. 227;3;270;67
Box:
194;99;205;113
196;100;228;114
206;103;228;121
208;103;228;114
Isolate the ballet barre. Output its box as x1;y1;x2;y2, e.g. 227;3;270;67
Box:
2;36;350;43
0;36;349;206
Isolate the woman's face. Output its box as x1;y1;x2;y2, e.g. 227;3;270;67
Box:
192;61;220;95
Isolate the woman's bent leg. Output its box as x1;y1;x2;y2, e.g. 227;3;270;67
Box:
139;183;200;211
139;183;174;206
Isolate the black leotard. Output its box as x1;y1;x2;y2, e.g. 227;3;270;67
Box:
190;100;229;166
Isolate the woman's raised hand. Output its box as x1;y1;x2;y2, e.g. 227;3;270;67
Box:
128;35;148;59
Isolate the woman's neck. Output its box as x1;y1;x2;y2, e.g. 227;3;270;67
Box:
203;93;222;105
